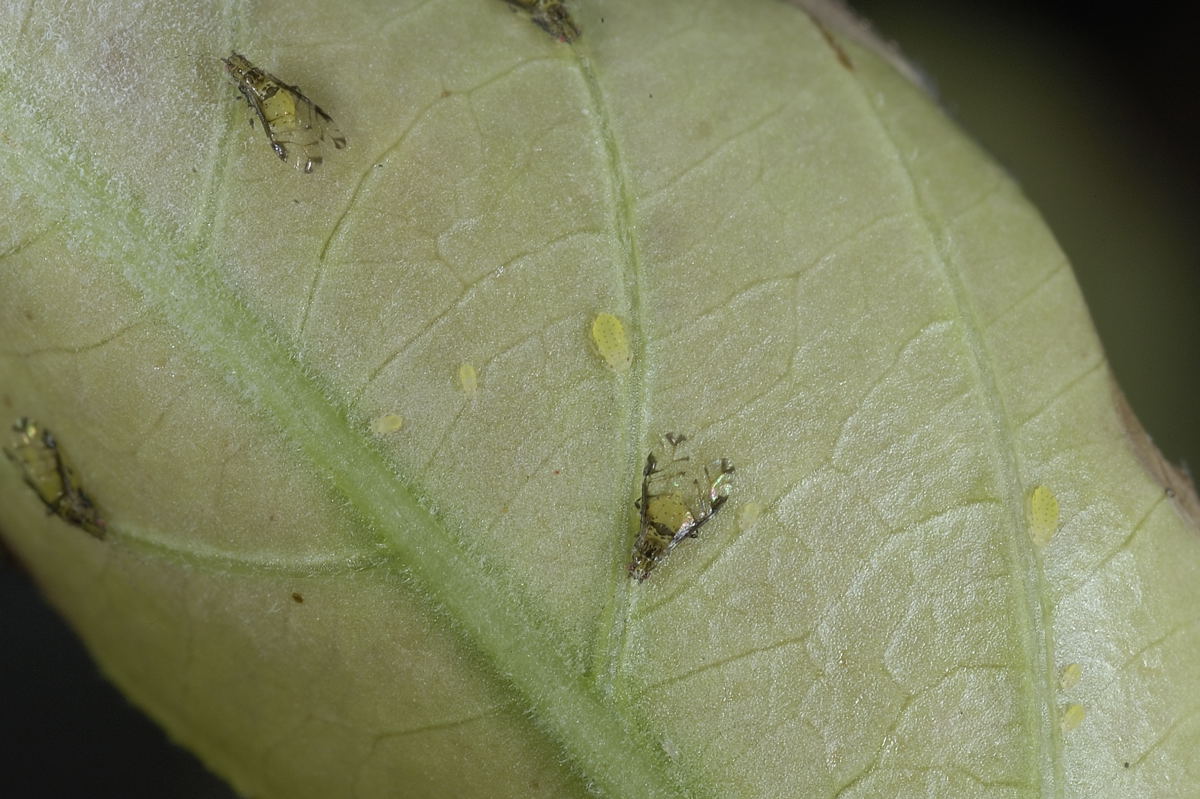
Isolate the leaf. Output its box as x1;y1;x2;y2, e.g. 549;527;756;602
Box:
2;1;1199;796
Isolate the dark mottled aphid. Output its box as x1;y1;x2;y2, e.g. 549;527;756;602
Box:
503;0;580;43
4;417;106;539
223;53;347;173
629;433;733;581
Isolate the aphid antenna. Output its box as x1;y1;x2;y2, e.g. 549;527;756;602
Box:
663;431;687;449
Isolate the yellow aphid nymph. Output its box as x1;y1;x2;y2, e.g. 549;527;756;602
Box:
591;313;632;373
370;413;404;435
1028;484;1060;547
1060;703;1085;733
458;362;479;396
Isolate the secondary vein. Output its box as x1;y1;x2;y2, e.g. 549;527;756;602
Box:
817;37;1064;798
570;47;651;701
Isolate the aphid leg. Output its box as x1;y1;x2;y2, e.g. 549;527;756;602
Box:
635;452;657;512
242;88;289;163
237;85;259;113
680;509;715;542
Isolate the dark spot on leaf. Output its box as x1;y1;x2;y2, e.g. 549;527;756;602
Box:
291;592;304;603
1124;762;1130;768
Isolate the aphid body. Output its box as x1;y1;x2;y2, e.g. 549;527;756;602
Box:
4;417;106;538
503;0;580;42
223;52;347;173
1059;662;1083;692
590;312;632;372
370;413;405;435
458;362;479;395
629;433;734;581
1028;483;1059;547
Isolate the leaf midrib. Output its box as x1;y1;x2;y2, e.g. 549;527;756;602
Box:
568;46;651;700
1;9;1069;794
0;57;692;799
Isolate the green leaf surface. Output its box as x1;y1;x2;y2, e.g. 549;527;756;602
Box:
2;1;1198;796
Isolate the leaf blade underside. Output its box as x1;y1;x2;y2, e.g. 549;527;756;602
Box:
1;1;1197;798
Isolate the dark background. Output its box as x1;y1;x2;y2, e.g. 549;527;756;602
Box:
2;3;1197;796
856;0;1200;466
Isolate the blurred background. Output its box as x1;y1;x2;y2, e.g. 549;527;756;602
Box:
854;0;1200;465
2;2;1197;796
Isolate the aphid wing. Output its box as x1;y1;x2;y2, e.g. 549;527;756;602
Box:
57;451;87;497
263;89;322;173
310;102;347;150
5;419;106;539
275;93;346;173
280;136;324;173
